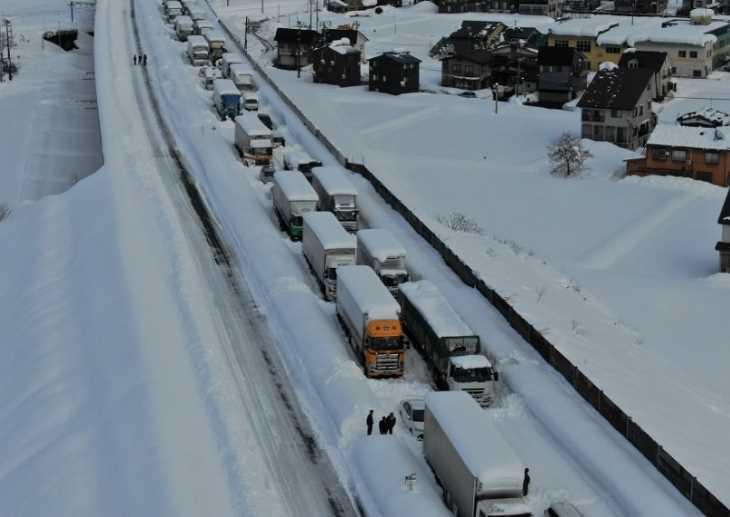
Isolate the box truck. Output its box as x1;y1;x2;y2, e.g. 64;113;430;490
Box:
400;280;498;407
272;170;319;241
234;115;273;165
425;391;533;517
356;228;409;295
187;35;209;66
212;79;241;120
204;30;226;63
336;265;406;378
311;166;359;232
302;212;357;301
175;15;194;41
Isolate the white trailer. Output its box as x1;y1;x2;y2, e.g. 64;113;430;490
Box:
212;79;241;120
204;30;226;64
187;35;209;66
229;64;255;91
219;52;244;78
302;212;357;300
175;15;194;41
424;391;533;517
400;280;498;407
272;170;319;241
194;18;213;35
234;115;273;165
165;0;182;21
356;229;409;295
311;166;359;232
336;265;405;378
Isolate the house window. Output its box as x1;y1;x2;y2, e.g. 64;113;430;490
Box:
639;105;644;116
633;107;638;117
693;69;702;77
671;66;677;74
465;64;474;75
576;40;591;52
452;63;461;73
555;39;569;48
611;109;619;118
672;149;687;162
705;151;720;164
678;50;686;58
689;51;698;58
605;46;621;54
653;148;669;160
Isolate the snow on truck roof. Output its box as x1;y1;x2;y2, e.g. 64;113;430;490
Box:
357;229;406;262
450;354;491;369
235;115;269;135
400;281;477;340
213;79;240;96
187;35;208;47
312;166;357;196
338;266;401;319
205;30;225;42
426;391;526;488
303;212;356;250
273;170;319;202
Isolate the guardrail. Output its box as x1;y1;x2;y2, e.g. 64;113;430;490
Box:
214;15;730;517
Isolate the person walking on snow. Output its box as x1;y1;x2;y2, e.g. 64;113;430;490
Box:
378;416;386;435
366;410;374;436
387;412;396;434
142;54;148;66
523;468;530;496
133;55;138;65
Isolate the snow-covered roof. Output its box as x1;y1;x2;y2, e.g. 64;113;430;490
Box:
273;170;319;201
187;35;208;47
450;354;492;369
303;212;357;250
204;30;225;43
283;147;320;167
337;265;401;319
213;79;240;97
647;124;730;150
357;229;406;263
175;15;193;26
426;391;526;488
312;166;357;196
400;280;476;339
549;18;619;38
166;1;182;8
328;37;359;55
631;20;722;47
690;7;714;17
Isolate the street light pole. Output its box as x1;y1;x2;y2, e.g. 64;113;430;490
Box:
296;29;301;78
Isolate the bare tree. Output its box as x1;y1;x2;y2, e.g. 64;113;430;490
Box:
547;132;591;177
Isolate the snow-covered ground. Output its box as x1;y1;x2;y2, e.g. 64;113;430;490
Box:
215;0;730;509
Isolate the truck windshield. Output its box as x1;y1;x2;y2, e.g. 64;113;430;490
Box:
452;366;492;383
382;272;409;287
325;267;337;280
412;409;424;423
222;95;239;108
289;216;303;228
336;210;357;222
369;335;404;351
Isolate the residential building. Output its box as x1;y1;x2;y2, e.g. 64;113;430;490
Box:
677;107;730;127
547;19;621;71
537;46;586;105
368;51;420;95
440;44;492;89
618;50;672;100
716;190;730;272
518;0;564;17
274;28;321;70
614;0;667;14
312;39;361;87
625;125;730;185
490;42;539;94
431;20;506;57
436;0;516;12
321;27;369;56
578;67;656;150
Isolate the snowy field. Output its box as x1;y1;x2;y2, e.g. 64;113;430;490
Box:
216;0;730;507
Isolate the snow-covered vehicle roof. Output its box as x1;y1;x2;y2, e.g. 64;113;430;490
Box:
357;229;406;263
204;30;225;43
166;1;183;9
303;212;357;250
400;280;476;339
426;391;526;488
337;265;401;320
450;354;492;369
213;79;240;97
187;35;208;48
175;15;193;27
312;166;357;197
273;170;319;202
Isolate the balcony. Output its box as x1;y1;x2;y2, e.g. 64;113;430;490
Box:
582;110;605;122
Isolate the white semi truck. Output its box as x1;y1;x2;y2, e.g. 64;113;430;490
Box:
400;280;498;407
272;170;319;241
186;35;209;66
336;265;406;378
356;228;409;295
234;115;272;165
425;391;533;517
311;166;359;232
302;212;357;301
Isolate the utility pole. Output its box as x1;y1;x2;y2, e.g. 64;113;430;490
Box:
296;29;301;78
244;16;248;51
493;82;499;114
4;19;13;81
69;1;75;23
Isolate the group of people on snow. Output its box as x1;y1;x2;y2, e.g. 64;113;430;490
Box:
133;54;148;66
366;410;396;436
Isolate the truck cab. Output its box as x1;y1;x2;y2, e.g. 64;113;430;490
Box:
447;355;498;408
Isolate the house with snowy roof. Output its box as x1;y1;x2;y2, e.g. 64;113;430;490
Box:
677;108;730;128
312;38;361;87
618;50;673;101
435;21;506;90
547;19;621;71
321;27;368;57
436;0;517;12
716;191;730;272
625;125;730;185
577;67;656;150
368;51;420;95
274;28;321;70
518;0;563;17
537;46;586;105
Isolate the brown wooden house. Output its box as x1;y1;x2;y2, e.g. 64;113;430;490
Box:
626;125;730;186
369;51;420;95
312;39;361;87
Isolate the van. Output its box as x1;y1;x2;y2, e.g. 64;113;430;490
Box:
186;35;209;66
175;15;194;41
243;91;259;111
212;79;241;120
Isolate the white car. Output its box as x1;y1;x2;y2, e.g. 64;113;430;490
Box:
399;398;425;440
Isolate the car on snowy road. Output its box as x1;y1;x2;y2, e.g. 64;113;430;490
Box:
399;398;425;440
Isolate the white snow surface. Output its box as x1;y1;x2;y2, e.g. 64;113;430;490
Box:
357;228;407;263
426;391;526;490
303;211;357;250
400;280;476;339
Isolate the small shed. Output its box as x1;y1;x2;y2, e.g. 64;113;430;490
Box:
716;191;730;272
312;39;361;86
368;51;421;95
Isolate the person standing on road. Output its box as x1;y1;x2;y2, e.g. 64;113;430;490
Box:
523;468;530;496
379;416;386;435
387;412;396;434
133;55;138;65
366;410;374;436
142;54;148;66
